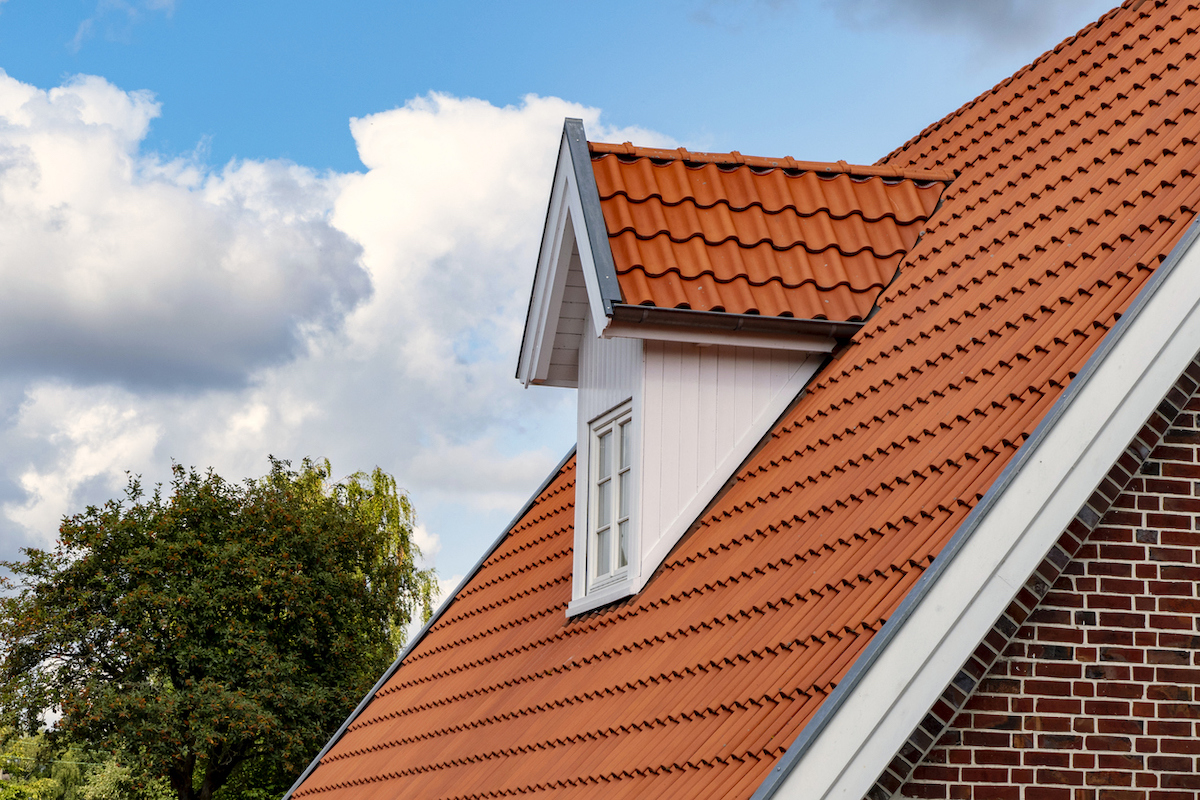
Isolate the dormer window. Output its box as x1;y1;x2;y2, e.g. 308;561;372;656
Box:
516;120;943;617
590;402;633;589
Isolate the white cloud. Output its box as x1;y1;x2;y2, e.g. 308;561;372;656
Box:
0;72;367;388
0;77;673;584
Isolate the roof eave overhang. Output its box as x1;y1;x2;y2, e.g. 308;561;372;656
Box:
604;303;862;353
756;215;1200;800
516;119;621;388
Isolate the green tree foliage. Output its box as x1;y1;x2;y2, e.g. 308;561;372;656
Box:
0;459;436;800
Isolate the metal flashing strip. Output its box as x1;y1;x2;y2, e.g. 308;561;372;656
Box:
281;445;577;800
515;125;573;382
609;303;864;340
751;214;1200;800
564;118;623;316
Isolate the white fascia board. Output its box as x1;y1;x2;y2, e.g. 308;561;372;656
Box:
760;220;1200;800
562;165;610;338
602;319;838;353
517;119;618;384
518;137;575;387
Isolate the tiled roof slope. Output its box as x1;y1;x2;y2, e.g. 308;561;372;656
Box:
590;142;952;321
291;2;1200;798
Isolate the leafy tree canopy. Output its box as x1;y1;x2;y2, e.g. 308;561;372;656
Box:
0;459;436;800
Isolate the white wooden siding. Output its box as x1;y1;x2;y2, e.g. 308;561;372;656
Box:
545;249;589;386
639;342;816;562
572;304;643;601
568;321;827;615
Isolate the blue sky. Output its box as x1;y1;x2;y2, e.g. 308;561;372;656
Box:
0;0;1116;609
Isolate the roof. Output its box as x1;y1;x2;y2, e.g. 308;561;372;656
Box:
590;143;952;321
290;1;1200;797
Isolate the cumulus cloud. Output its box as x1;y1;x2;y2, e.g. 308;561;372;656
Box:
0;77;673;583
0;72;367;388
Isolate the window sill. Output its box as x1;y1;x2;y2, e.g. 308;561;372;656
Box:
565;580;635;618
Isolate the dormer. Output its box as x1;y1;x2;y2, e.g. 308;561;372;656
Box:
517;119;953;616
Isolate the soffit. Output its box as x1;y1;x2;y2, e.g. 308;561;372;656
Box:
590;143;952;321
290;1;1200;797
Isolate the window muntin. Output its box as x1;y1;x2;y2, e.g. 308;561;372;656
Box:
590;404;632;588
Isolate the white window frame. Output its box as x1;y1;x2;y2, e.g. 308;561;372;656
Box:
587;401;634;593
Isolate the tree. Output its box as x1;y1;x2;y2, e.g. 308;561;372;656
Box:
0;459;436;800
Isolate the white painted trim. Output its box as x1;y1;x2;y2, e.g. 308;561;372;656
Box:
631;353;824;595
765;228;1200;799
563;168;609;337
517;132;609;386
602;320;838;353
565;580;636;616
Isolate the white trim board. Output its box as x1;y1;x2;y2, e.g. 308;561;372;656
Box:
516;121;611;387
756;217;1200;800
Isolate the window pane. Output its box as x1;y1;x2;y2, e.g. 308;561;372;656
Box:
618;521;628;568
597;480;611;527
598;431;611;479
619;421;630;469
596;526;611;576
618;471;629;519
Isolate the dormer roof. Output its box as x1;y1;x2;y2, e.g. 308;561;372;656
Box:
590;143;953;321
516;129;954;388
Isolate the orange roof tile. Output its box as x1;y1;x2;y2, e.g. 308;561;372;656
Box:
591;145;951;320
292;2;1200;797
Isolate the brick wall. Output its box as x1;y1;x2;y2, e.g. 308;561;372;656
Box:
896;392;1200;800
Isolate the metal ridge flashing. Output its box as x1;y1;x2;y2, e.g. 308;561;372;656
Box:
281;445;577;800
564;119;623;316
609;304;864;339
588;141;957;183
751;213;1200;800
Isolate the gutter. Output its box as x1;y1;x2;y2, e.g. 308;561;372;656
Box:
281;445;577;800
608;304;864;340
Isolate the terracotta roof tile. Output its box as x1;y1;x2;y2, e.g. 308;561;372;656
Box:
592;147;952;320
292;2;1200;797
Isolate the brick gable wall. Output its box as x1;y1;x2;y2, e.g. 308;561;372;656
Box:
895;389;1200;800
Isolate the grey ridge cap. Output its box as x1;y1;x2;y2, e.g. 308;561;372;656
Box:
563;118;623;316
281;445;578;800
752;213;1200;800
609;303;865;340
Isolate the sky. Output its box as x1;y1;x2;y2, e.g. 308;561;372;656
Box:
0;0;1117;612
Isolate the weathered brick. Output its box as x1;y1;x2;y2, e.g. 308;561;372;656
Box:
896;385;1200;800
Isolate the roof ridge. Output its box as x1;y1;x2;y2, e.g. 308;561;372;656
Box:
589;142;957;183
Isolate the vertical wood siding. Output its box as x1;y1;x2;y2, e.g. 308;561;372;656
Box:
639;342;811;559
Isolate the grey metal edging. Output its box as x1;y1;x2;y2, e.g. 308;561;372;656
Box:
564;118;623;316
610;304;864;339
515;123;573;381
751;214;1200;800
282;445;577;799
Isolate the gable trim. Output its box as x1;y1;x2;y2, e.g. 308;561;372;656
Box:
754;215;1200;800
282;446;577;800
564;118;622;318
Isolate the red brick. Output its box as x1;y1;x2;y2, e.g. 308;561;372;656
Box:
960;767;1011;783
1037;769;1085;785
1159;737;1200;754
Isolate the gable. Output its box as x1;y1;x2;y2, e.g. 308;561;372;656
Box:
896;387;1200;799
